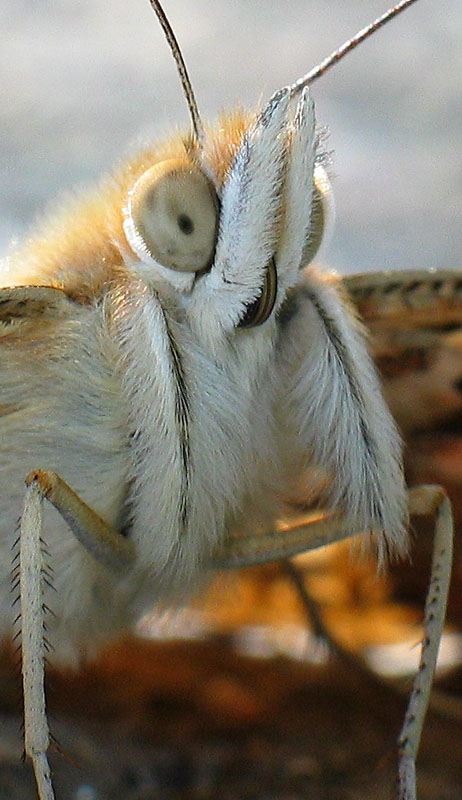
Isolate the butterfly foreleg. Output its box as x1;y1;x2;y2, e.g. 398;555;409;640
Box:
398;485;453;800
213;484;453;800
18;469;135;800
211;511;356;569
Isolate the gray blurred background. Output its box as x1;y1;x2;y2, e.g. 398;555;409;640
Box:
1;0;460;276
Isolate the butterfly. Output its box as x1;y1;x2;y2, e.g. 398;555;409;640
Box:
0;2;454;798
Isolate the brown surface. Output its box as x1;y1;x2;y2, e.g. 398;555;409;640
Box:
0;632;461;800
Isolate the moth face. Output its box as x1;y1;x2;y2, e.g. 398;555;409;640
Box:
123;88;331;328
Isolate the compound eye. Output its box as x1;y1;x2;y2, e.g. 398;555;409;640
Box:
301;165;333;267
125;159;219;272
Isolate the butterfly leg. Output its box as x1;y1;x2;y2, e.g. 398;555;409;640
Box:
398;485;453;800
18;469;135;800
213;484;453;800
211;510;356;569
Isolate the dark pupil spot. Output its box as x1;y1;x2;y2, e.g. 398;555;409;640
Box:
177;214;194;235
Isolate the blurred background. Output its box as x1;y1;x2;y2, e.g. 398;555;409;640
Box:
1;2;462;798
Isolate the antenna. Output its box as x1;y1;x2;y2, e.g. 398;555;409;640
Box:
147;0;205;146
148;0;422;139
289;0;421;95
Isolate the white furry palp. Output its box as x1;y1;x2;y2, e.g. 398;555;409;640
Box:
276;87;317;293
187;89;290;340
